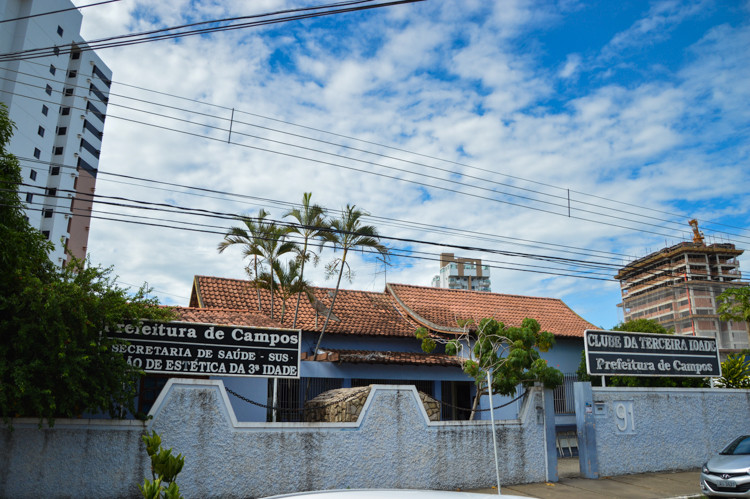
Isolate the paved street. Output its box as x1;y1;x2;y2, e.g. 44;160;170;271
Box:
469;459;703;499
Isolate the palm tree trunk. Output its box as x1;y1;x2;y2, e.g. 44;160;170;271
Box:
312;249;347;356
469;388;483;421
270;261;275;319
292;240;308;329
254;255;261;311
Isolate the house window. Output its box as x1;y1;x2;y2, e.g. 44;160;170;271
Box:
49;64;56;75
47;188;57;197
37;126;44;137
44;209;53;218
25;193;33;203
67;70;77;78
57;126;67;136
51;166;60;175
71;50;80;60
33;148;41;159
64;88;74;97
30;169;37;180
45;84;52;96
42;231;50;239
57;25;64;37
61;107;70;116
41;104;49;116
53;146;64;155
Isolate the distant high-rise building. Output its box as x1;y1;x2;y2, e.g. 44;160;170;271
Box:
1;0;111;265
431;253;491;292
616;235;749;351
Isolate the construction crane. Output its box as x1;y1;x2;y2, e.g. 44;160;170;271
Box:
689;219;705;245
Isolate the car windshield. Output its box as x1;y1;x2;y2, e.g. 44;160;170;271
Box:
720;435;750;455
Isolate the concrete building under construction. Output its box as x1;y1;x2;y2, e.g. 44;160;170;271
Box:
616;222;749;351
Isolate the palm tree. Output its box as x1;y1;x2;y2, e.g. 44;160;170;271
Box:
284;192;328;328
311;204;388;355
252;221;297;319
257;259;312;325
217;209;270;311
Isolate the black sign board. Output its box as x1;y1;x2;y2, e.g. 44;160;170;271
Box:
107;321;300;378
584;329;721;377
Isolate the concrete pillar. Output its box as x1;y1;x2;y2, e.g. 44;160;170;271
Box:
543;387;559;482
574;381;599;479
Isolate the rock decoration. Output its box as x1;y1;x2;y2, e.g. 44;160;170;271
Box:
304;385;441;422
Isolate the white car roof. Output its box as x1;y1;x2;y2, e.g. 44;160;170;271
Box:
262;489;533;499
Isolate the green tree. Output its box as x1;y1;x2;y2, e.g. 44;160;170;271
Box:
252;221;297;320
217;209;270;312
578;319;707;387
0;104;172;426
417;317;563;419
717;287;750;341
284;192;328;328
311;205;388;356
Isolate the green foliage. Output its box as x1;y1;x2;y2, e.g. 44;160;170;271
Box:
717;287;750;324
418;318;563;398
716;354;750;389
0;104;173;426
612;319;671;335
140;431;184;499
578;319;708;388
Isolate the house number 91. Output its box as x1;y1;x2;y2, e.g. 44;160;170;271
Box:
614;401;635;434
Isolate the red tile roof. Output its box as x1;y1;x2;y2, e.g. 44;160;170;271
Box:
301;349;462;367
172;306;285;329
190;275;419;337
188;276;594;339
387;283;594;338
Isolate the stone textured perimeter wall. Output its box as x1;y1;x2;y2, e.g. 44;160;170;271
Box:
0;380;550;499
304;386;441;422
589;386;750;476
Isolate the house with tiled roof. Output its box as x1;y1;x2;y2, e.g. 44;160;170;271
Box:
146;275;595;425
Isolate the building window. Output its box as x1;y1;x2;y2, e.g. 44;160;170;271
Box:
44;209;53;218
67;70;77;78
53;46;60;56
45;84;52;96
33;147;41;159
41;104;49;116
25;193;33;203
42;230;50;239
57;126;67;136
30;169;37;180
37;126;44;137
61;107;70;116
50;166;60;175
47;188;57;197
71;50;80;60
49;64;56;75
64;88;74;97
57;25;64;37
53;146;64;155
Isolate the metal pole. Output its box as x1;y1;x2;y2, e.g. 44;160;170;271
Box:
487;370;501;495
272;378;278;422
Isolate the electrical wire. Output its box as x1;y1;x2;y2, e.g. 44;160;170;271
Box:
0;0;122;25
3;65;748;247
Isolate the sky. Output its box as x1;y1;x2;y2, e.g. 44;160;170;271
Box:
67;0;750;329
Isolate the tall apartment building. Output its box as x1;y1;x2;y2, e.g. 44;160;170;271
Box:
616;229;749;351
431;253;491;292
0;0;111;265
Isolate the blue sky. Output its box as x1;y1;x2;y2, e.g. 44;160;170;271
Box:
71;0;750;329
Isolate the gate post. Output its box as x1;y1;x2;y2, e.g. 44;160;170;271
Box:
543;387;558;483
574;382;599;479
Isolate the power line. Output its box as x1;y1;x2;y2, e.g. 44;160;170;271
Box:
0;0;424;62
0;0;122;25
4;64;748;248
